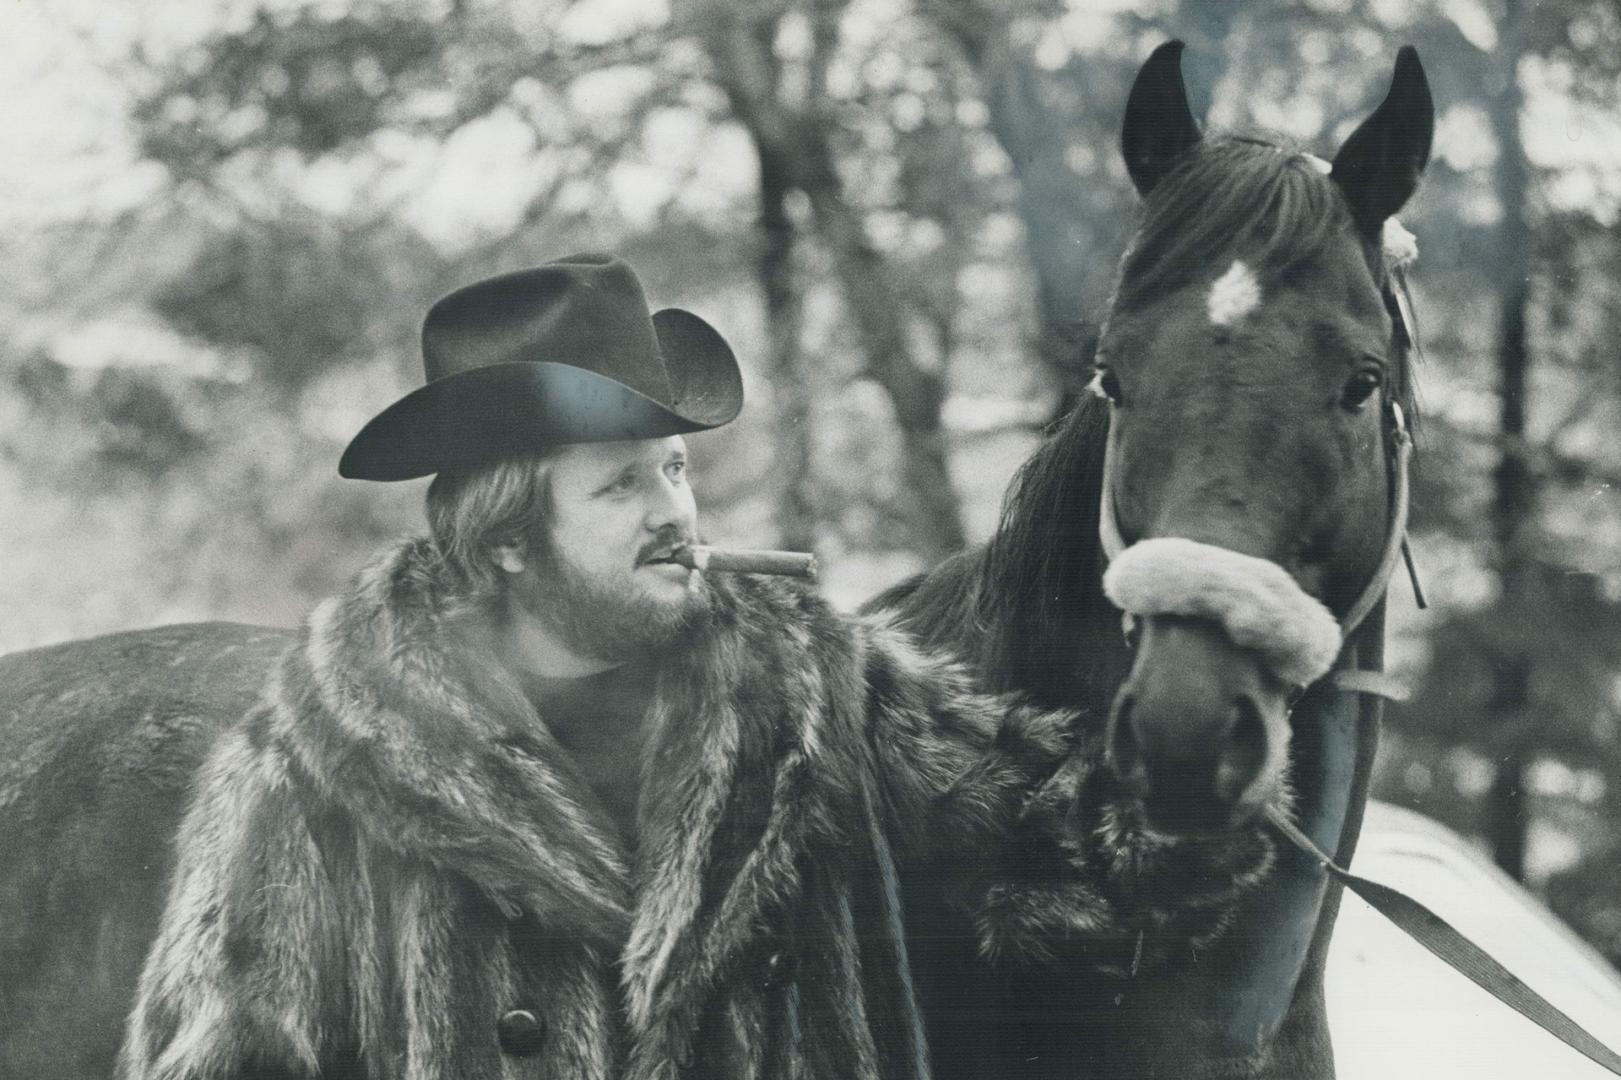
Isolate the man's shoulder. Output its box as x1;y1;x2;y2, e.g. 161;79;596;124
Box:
330;534;452;622
295;534;468;665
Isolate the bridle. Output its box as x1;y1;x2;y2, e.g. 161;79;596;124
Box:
1097;398;1417;665
1088;268;1420;1054
1094;292;1422;695
1089;277;1621;1076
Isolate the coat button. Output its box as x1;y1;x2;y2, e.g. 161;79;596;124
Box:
497;1009;546;1057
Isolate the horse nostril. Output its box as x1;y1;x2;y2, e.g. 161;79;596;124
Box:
1107;692;1142;781
1213;695;1267;805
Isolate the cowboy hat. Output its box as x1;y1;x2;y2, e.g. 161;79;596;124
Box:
338;253;744;480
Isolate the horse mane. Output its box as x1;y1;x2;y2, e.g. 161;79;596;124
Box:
863;398;1117;711
969;400;1117;702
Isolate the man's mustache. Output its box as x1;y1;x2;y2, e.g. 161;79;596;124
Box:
636;528;697;566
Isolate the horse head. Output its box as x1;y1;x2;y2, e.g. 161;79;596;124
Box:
1098;42;1432;834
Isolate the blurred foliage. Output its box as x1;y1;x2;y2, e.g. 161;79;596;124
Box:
133;8;447;167
5;0;1621;962
152;215;449;391
1546;848;1621;969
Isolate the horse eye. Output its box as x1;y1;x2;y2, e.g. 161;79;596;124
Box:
1088;366;1124;405
1339;367;1382;411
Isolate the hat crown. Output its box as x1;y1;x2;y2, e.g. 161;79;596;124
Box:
339;252;742;481
421;254;674;402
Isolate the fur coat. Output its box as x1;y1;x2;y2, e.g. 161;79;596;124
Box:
119;537;1271;1080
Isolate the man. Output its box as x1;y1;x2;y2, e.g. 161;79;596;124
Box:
119;254;1259;1080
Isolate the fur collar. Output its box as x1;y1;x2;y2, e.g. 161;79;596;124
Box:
272;536;863;1052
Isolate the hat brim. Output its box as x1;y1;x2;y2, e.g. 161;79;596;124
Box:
339;308;743;481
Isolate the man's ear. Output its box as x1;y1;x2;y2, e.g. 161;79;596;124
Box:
491;542;527;574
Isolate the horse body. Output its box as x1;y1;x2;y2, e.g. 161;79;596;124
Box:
1;43;1434;1080
0;624;289;1080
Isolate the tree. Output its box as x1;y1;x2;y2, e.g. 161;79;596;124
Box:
920;0;1134;410
115;0;993;560
691;0;969;558
1482;0;1536;880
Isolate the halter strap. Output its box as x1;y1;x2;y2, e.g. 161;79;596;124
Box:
1097;422;1129;564
1341;400;1413;639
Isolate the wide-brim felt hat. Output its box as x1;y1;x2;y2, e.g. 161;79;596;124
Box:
339;253;744;481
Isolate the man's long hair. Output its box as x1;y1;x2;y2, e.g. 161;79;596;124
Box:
425;451;556;607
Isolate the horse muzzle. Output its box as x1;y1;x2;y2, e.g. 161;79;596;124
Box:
1099;536;1346;833
1106;614;1292;833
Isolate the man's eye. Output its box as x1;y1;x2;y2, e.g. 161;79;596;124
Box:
608;473;638;493
667;460;687;482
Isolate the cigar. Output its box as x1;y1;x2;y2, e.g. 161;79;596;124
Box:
671;545;819;581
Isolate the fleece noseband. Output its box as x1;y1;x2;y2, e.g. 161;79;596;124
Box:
1102;538;1341;687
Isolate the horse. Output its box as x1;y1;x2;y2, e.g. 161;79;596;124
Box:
0;624;290;1078
0;42;1432;1080
862;41;1431;1079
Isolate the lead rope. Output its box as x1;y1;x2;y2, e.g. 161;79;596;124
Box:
1266;807;1621;1076
1264;403;1621;1075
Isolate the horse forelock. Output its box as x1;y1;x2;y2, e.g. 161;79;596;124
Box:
1114;132;1422;438
1117;137;1353;310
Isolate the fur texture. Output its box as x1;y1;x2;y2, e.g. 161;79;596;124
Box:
1102;537;1342;686
119;536;1236;1080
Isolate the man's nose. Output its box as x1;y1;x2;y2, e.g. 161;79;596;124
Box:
644;474;695;533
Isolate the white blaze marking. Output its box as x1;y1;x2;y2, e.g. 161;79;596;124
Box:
1207;260;1262;327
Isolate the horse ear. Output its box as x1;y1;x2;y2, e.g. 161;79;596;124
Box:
1122;40;1202;196
1330;47;1434;234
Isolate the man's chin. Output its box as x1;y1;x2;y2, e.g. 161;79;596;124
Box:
627;573;709;633
519;549;710;661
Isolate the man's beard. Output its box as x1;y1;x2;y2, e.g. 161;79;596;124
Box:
515;528;710;663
